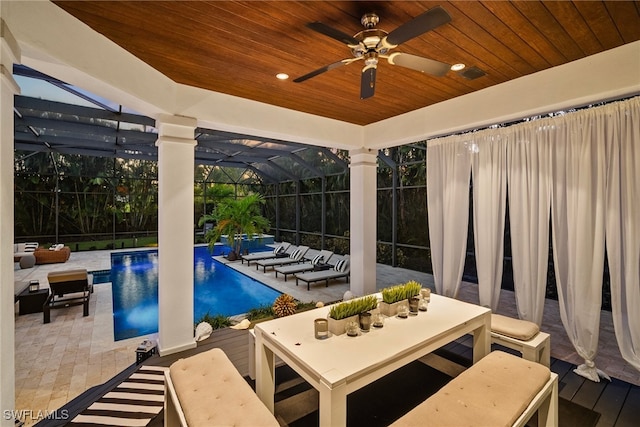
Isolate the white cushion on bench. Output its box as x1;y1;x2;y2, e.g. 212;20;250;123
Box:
491;313;540;340
168;348;278;427
390;351;552;427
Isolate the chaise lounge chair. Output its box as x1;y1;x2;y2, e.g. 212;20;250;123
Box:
255;245;310;273
274;249;334;281
44;269;93;323
241;242;291;266
295;255;350;290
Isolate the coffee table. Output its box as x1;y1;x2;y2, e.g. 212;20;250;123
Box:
254;294;491;427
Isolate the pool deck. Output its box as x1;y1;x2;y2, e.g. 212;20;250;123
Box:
13;246;640;426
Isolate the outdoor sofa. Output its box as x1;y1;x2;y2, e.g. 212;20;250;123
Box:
34;245;71;264
13;242;39;262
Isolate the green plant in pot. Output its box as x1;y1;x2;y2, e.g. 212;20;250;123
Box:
379;280;422;316
200;193;270;261
328;295;378;336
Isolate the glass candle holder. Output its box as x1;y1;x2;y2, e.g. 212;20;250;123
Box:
397;303;409;318
345;320;359;336
359;312;372;332
420;288;431;302
409;296;420;314
418;297;428;311
373;313;384;328
314;318;329;339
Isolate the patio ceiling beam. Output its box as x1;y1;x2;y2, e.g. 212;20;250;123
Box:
317;147;348;172
15;96;155;126
197;139;294;158
264;160;298;181
15;132;115;148
287;152;324;178
14;65;120;113
377;151;396;168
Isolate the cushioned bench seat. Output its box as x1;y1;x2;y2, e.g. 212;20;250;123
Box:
390;350;558;427
165;348;279;427
491;313;551;367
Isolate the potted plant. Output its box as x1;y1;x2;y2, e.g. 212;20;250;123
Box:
328;295;378;336
379;280;422;316
200;193;270;261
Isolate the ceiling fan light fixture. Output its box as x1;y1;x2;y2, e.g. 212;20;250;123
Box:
275;73;289;80
450;63;465;71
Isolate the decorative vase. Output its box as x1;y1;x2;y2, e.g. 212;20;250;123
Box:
378;300;408;317
327;314;359;336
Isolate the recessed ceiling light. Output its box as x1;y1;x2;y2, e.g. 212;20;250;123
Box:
276;73;289;80
451;63;466;71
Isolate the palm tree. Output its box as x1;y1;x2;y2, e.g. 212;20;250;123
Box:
200;194;270;260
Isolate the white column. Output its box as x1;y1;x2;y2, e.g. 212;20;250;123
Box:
0;17;20;427
155;114;197;356
349;148;377;296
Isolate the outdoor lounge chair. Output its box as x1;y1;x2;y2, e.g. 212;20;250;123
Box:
295;255;350;290
44;269;93;323
274;249;334;281
255;245;309;273
241;242;291;266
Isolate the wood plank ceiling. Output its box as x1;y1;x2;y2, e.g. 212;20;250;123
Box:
54;1;640;126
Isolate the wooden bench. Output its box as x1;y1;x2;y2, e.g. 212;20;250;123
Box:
44;269;92;323
391;350;558;427
165;348;279;427
491;313;551;367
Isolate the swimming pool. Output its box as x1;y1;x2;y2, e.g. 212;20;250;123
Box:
110;246;280;340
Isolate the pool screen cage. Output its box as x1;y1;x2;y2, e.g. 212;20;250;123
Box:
13;65;434;273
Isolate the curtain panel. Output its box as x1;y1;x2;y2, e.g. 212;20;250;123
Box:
505;125;552;326
425;96;640;378
426;136;472;298
471;134;507;311
604;98;640;372
550;109;608;382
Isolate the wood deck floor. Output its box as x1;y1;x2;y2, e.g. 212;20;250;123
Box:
143;327;639;427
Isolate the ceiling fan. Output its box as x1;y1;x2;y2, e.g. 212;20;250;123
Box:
294;6;459;99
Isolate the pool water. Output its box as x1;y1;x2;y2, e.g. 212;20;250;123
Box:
110;246;280;340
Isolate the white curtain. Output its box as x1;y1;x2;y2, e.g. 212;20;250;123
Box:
427;136;472;298
605;98;640;371
550;109;608;382
472;133;507;311
506;125;552;325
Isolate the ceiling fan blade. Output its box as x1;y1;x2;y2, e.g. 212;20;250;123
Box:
387;53;450;77
383;6;451;48
360;67;376;99
293;58;360;83
307;22;360;46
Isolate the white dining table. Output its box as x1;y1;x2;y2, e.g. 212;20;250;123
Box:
254;293;491;427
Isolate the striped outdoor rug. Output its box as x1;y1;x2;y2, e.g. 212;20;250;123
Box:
65;365;167;427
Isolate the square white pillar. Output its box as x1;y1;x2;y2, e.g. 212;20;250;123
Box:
156;114;197;355
349;148;377;296
0;17;20;425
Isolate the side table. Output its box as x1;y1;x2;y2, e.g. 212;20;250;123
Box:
136;340;157;364
18;288;49;315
